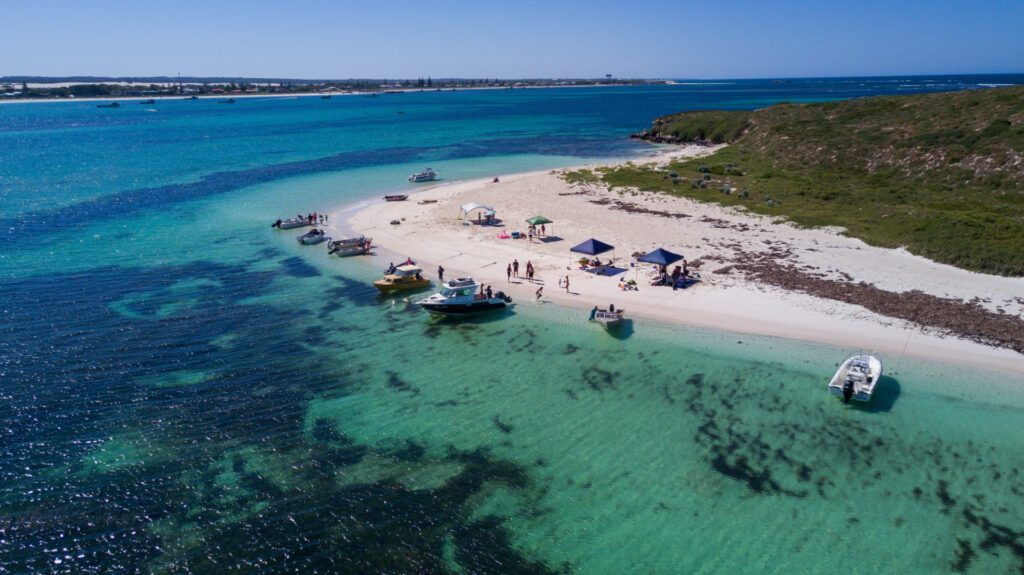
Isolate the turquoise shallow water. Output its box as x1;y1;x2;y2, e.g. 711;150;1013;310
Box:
2;77;1024;574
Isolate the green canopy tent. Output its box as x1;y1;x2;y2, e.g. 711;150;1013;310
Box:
525;215;553;237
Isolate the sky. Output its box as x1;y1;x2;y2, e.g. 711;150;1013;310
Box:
2;0;1023;79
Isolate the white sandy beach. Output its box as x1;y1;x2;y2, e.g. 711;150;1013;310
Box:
335;147;1024;376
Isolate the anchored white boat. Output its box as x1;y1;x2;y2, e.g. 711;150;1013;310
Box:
828;354;883;403
589;307;624;329
417;278;511;316
272;217;311;230
297;228;328;245
408;168;437;183
327;236;372;257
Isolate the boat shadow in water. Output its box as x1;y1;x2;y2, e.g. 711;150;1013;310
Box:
851;375;901;413
605;318;635;340
427;307;517;325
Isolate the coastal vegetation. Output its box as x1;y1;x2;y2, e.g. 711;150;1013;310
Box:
570;86;1024;276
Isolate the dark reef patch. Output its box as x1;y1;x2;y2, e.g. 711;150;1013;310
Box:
280;255;321;278
386;371;420;394
493;415;515;434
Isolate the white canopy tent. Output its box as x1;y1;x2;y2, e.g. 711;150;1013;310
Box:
459;202;496;221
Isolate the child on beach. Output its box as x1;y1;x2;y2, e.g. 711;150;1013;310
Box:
535;286;543;300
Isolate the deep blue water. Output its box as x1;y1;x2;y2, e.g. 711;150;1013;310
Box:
2;75;1024;574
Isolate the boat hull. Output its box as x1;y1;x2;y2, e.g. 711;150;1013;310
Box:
594;317;623;329
332;246;371;257
297;235;327;245
373;278;431;294
420;301;508;315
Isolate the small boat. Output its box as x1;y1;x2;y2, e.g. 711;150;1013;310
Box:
97;102;120;108
140;99;155;105
384;194;409;202
271;217;312;230
219;98;236;104
327;236;372;257
185;95;198;100
418;199;438;205
417;278;512;316
373;265;431;294
590;307;624;329
408;168;437;183
829;354;883;403
320;94;332;99
296;228;329;245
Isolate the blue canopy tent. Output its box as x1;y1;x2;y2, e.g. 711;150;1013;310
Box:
637;247;683;267
570;238;614;256
570;238;616;270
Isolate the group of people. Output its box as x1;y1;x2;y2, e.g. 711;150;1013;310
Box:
651;260;691;290
298;212;327;225
385;257;417;275
526;223;546;242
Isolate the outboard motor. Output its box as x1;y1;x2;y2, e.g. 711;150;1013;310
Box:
272;219;282;228
842;378;854;403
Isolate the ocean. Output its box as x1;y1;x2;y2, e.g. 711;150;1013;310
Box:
2;75;1024;574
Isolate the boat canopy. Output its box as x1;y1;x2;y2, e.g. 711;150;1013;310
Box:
570;238;614;256
395;265;422;275
460;203;495;219
526;215;552;225
637;247;683;266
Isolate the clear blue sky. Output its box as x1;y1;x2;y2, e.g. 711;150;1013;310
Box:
4;0;1023;79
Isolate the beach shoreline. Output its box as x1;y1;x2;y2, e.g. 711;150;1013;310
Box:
332;147;1024;377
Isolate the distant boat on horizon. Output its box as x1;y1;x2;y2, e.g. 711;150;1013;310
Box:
184;95;198;100
320;94;332;99
140;99;155;105
97;102;120;108
218;98;236;104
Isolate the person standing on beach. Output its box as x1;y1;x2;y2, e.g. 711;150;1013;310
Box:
506;263;512;282
540;224;546;237
513;259;519;278
564;275;570;293
526;261;533;282
528;229;533;243
438;265;445;283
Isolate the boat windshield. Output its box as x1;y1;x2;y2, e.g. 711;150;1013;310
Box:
441;287;475;298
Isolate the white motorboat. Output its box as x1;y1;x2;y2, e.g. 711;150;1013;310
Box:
829;354;883;403
417;278;512;315
272;217;311;230
327;236;372;257
297;228;328;245
408;168;437;183
589;307;624;329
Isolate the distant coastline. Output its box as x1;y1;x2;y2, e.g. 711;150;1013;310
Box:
0;77;659;104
